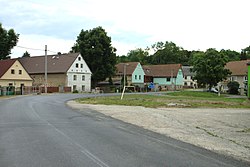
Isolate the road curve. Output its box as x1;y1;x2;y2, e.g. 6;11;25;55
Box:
0;94;249;167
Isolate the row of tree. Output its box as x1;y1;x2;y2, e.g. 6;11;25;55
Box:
117;41;250;65
0;23;249;89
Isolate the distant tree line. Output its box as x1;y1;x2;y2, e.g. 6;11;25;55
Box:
117;41;250;65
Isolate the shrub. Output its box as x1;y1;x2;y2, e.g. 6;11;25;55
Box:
73;90;79;93
227;81;239;95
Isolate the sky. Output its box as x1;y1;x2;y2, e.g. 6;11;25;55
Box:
0;0;250;58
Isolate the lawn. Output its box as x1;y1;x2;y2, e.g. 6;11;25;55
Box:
76;91;250;108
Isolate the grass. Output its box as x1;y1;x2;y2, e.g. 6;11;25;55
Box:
76;91;250;108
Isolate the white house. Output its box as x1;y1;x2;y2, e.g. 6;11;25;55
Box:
19;53;92;92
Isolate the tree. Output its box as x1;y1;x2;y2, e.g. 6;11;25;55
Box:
0;23;19;60
126;48;149;64
227;81;239;95
71;27;117;87
220;49;240;62
192;48;231;89
242;45;250;59
149;41;189;65
22;51;30;57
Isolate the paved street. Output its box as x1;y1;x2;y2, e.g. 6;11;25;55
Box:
0;94;249;167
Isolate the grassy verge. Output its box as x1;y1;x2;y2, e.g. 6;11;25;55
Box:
76;91;250;108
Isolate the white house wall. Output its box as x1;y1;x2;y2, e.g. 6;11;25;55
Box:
67;55;92;92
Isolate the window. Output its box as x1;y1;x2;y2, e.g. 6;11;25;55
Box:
76;63;79;68
82;75;85;81
184;76;187;80
244;76;247;81
19;70;22;75
73;75;77;81
166;77;171;82
135;75;137;80
82;85;85;91
9;83;13;86
11;69;15;74
81;64;83;68
184;82;187;86
78;57;81;61
139;75;141;80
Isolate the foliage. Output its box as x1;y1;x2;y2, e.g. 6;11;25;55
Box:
0;23;19;60
149;41;189;65
22;51;30;57
227;81;240;95
192;48;231;89
71;27;117;87
242;45;250;59
73;90;79;93
220;49;240;61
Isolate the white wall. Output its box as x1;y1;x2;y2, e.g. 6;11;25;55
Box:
67;54;92;92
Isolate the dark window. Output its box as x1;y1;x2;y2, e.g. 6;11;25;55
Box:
139;75;141;80
19;70;22;75
76;63;79;68
73;75;77;81
82;75;85;81
135;75;137;80
81;64;83;68
166;78;171;82
78;57;81;61
11;69;15;74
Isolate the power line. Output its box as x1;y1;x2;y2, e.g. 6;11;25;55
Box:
16;45;58;54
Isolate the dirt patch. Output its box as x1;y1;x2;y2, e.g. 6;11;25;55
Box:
67;101;250;162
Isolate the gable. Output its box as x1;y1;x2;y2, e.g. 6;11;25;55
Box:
133;63;145;75
1;60;32;80
67;54;92;74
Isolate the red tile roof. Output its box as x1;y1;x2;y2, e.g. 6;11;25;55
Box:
0;59;16;78
143;64;182;77
116;62;139;75
225;60;249;76
19;53;80;74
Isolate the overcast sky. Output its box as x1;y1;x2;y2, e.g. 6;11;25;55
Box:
1;0;250;58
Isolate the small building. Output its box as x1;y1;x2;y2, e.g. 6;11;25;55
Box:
182;66;197;88
114;62;145;88
224;60;249;95
143;64;184;90
19;53;92;92
0;59;32;87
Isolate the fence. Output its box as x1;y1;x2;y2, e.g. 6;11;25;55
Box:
0;86;72;96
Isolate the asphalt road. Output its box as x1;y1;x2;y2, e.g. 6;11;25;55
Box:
0;94;249;167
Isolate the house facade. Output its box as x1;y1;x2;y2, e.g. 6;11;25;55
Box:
19;53;92;92
182;66;197;88
143;64;184;90
0;59;32;87
223;60;249;94
115;62;145;87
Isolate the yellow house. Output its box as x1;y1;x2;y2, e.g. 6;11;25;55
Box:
0;59;33;87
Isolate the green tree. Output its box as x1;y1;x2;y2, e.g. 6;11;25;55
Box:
192;48;231;89
71;27;117;87
150;41;188;65
22;51;30;57
242;45;250;59
220;49;240;62
0;23;19;60
127;48;149;64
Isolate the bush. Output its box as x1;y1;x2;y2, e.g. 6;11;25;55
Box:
73;90;79;93
227;81;239;95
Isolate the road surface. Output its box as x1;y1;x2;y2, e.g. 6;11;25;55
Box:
0;94;248;167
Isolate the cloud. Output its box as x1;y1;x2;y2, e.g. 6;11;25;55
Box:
1;0;250;58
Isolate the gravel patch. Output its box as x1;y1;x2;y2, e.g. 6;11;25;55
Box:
67;101;250;162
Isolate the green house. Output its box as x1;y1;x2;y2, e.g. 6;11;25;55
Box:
143;64;184;90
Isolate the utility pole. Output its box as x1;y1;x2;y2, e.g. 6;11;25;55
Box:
45;45;47;94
